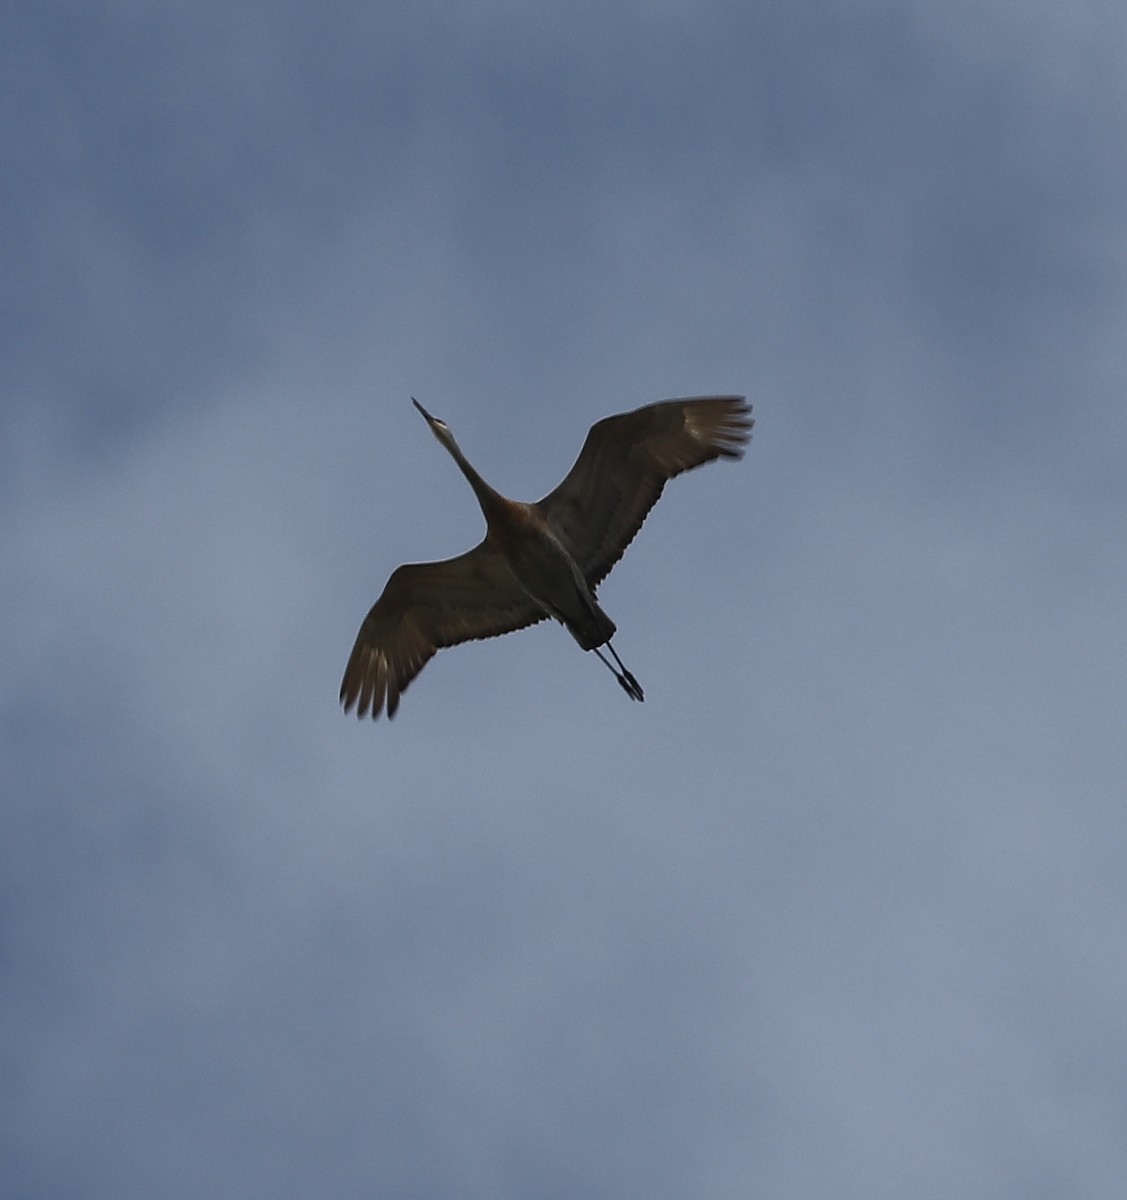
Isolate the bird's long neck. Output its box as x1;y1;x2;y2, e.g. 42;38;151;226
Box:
444;439;507;520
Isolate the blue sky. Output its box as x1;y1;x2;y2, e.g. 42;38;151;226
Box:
4;2;1127;1196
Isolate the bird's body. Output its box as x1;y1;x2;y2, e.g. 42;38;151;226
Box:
341;395;752;719
481;497;615;649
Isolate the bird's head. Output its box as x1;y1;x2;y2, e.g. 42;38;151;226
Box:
411;397;458;453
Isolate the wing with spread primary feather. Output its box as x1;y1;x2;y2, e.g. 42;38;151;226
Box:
340;540;545;719
536;396;752;586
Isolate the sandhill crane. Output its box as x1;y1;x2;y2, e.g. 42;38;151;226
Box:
340;395;753;719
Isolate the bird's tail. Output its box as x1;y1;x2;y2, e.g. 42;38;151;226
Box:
563;597;644;702
566;598;616;651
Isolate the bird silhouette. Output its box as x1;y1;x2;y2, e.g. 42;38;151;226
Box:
340;395;752;719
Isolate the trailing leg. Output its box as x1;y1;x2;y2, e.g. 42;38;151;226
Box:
593;642;645;702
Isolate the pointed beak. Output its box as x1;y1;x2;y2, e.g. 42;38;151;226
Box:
411;397;435;424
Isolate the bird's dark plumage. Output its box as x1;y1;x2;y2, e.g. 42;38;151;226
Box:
339;543;544;719
341;395;752;720
537;396;751;586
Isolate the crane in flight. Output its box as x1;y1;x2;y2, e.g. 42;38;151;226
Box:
340;395;753;720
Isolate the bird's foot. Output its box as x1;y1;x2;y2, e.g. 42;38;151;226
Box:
617;670;645;702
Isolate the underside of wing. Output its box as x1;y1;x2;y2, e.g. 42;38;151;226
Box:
536;395;752;586
340;540;545;719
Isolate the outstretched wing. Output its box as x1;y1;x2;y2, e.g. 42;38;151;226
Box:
536;396;752;586
340;540;545;720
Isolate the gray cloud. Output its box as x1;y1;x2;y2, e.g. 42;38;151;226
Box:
4;1;1126;1197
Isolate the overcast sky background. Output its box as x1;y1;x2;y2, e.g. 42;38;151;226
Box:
4;2;1127;1197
